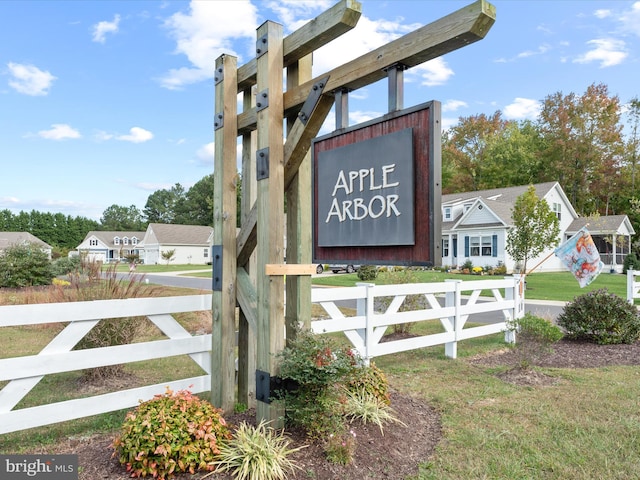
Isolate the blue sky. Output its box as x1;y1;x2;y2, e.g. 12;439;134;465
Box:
2;0;639;221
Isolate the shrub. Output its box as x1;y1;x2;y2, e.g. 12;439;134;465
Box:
345;362;390;405
214;420;305;480
460;259;474;271
324;429;357;465
0;242;53;288
377;268;422;334
557;288;640;345
506;313;563;368
357;265;378;281
623;251;640;273
112;387;232;479
51;256;82;277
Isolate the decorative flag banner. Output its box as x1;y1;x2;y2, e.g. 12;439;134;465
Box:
554;227;604;288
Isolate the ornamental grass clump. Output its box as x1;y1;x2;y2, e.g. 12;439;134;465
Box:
112;387;232;479
557;288;640;345
506;313;563;369
213;420;305;480
342;388;405;434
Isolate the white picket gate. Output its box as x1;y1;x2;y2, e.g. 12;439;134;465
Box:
311;276;525;362
0;276;525;434
627;270;640;304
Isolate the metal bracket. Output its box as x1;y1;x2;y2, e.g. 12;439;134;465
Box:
211;245;222;291
256;370;296;404
255;89;269;112
213;112;224;131
214;66;224;85
256;147;269;180
256;34;268;58
298;76;329;125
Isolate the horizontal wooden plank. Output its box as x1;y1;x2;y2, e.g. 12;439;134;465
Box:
265;264;317;276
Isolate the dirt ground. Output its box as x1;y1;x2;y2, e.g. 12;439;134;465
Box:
31;338;640;480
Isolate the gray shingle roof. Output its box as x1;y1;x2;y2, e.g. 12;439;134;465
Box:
0;232;52;250
147;223;213;245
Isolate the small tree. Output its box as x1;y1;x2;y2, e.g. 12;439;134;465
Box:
161;249;176;265
506;185;560;274
0;242;53;287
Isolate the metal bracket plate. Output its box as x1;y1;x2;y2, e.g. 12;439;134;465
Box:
298;76;329;125
255;89;269;112
211;245;222;291
214;112;224;131
256;147;269;180
256;34;268;58
256;369;271;403
214;66;224;85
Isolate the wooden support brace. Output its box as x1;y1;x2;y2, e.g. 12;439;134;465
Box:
265;264;317;276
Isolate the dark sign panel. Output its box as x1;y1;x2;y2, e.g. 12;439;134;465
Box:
312;101;442;267
317;128;414;247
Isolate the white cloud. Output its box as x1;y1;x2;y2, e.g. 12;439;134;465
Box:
594;9;612;19
265;0;331;29
135;182;173;191
442;100;468;112
116;127;153;143
37;124;82;140
618;2;640;36
503;98;541;120
92;14;121;43
7;62;56;96
160;1;257;90
349;110;382;125
414;58;454;87
196;142;215;162
516;43;551;59
574;38;628;67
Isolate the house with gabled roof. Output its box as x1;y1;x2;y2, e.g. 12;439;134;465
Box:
0;232;53;260
441;181;635;273
137;223;213;265
76;231;145;263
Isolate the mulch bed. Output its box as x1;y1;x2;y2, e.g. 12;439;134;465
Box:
27;338;640;480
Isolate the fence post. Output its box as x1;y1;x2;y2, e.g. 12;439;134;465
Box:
444;279;461;358
504;275;524;344
628;270;636;305
356;282;375;366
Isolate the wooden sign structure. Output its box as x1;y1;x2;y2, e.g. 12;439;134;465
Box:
212;0;496;423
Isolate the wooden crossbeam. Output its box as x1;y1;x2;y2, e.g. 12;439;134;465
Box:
237;0;361;92
237;0;495;133
265;264;317;276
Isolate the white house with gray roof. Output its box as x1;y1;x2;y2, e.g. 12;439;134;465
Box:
441;182;635;273
76;231;144;263
137;223;213;265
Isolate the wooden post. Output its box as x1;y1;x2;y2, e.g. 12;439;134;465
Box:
286;54;313;340
255;21;285;424
211;54;238;412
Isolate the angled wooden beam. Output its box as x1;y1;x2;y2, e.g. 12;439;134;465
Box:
237;88;335;266
236;267;257;332
237;0;361;92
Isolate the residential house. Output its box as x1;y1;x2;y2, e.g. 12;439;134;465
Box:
0;232;53;260
441;182;635;273
137;223;213;265
76;231;144;263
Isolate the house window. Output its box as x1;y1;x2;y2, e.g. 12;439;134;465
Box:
442;238;449;257
132;237;138;245
463;203;472;213
114;236;120;245
469;235;494;257
89;239;98;246
204;248;209;258
552;202;561;220
123;237;129;245
443;207;452;221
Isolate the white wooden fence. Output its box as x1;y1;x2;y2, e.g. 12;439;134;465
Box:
1;276;524;434
311;276;524;362
0;295;213;435
628;270;640;304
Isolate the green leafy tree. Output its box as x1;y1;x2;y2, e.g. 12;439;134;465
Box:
506;185;560;274
100;204;145;231
161;249;176;265
0;242;53;287
176;174;214;225
143;183;186;224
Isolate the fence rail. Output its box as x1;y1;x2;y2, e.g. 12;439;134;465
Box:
1;276;525;434
311;276;525;362
628;270;640;304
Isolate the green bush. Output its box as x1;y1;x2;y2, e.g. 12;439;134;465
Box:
557;288;640;345
506;313;563;368
112;388;232;479
51;256;82;277
0;242;53;287
377;269;422;334
357;265;378;281
623;251;640;273
214;420;305;480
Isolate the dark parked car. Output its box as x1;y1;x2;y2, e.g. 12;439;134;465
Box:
329;264;359;274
